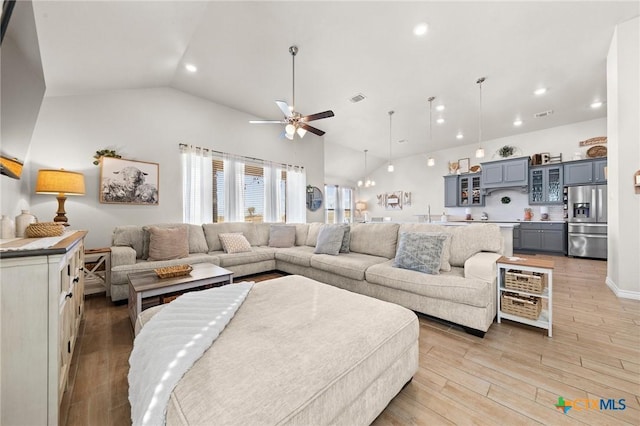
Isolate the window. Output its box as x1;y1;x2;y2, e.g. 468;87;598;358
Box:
324;184;354;224
182;145;304;224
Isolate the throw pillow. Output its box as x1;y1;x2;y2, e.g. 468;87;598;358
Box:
393;232;448;275
147;226;189;261
218;233;252;254
268;225;296;248
339;224;351;253
314;224;346;255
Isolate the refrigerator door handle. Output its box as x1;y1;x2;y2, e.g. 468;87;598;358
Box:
598;187;603;221
592;188;597;219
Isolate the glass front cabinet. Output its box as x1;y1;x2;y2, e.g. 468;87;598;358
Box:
459;173;484;207
529;164;563;205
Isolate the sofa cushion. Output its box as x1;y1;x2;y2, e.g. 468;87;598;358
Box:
291;223;309;246
112;225;145;259
393;232;447;275
211;247;276;268
310;252;388;281
268;225;296;248
366;260;493;308
448;224;502;267
219;233;252;254
254;223;272;247
305;223;324;247
203;223;258;251
275;246;316;267
397;224;452;271
314;225;346;255
349;223;399;259
147;226;189;261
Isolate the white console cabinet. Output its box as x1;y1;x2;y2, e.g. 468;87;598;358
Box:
1;231;87;425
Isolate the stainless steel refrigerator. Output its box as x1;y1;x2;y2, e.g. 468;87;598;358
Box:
567;184;607;259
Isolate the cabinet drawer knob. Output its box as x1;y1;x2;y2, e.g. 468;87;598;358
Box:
65;292;73;299
73;277;80;283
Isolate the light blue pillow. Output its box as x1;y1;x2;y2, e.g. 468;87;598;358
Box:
393;232;447;274
339;224;351;253
314;224;346;255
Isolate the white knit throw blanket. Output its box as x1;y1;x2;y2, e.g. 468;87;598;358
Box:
128;282;254;426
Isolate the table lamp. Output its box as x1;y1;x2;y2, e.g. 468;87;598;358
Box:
35;169;86;226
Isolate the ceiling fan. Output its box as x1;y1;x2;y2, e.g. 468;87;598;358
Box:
250;45;334;140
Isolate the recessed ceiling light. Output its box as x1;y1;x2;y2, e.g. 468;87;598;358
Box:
534;87;547;96
185;63;197;73
590;101;603;109
436;105;445;111
436;118;445;124
513;119;523;126
456;132;464;139
413;23;428;36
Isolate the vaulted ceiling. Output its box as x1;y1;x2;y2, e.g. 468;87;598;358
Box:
28;1;640;180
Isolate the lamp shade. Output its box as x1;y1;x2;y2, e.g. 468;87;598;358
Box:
35;169;86;195
0;155;23;179
356;201;367;211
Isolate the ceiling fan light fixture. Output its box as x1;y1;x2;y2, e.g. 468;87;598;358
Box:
296;127;307;138
285;123;296;135
285;132;294;140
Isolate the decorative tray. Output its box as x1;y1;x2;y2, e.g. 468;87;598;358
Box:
154;264;193;279
587;145;607;158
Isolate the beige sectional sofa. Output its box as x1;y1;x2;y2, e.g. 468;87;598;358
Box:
110;221;503;336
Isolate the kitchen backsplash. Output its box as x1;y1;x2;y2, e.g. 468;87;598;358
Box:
445;189;565;222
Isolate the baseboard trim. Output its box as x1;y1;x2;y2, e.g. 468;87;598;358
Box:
606;276;640;300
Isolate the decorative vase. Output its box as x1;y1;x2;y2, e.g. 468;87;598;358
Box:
524;208;533;221
15;210;37;237
1;215;16;239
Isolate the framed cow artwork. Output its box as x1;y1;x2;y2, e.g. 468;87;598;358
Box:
99;157;159;205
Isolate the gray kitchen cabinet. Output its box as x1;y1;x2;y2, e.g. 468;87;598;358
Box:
529;164;563;205
517;222;566;254
513;226;521;250
563;158;607;185
459;173;484;207
594;159;607;183
481;157;529;193
444;175;458;208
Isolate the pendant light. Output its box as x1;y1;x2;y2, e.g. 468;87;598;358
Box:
475;77;486;158
427;97;435;167
357;149;375;187
387;111;395;172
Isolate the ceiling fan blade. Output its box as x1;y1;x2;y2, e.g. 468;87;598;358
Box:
249;120;286;124
300;110;334;122
275;100;292;118
299;122;325;136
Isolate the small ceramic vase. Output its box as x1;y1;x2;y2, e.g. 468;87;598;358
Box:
15;210;37;237
1;215;16;238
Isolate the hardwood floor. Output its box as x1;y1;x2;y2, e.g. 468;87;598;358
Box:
62;257;639;425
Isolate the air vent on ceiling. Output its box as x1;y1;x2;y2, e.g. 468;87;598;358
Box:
349;93;366;103
397;139;408;144
534;109;554;118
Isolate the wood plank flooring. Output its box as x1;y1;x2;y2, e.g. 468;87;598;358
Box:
61;257;639;425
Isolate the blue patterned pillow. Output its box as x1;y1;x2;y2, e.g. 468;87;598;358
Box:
393;232;447;274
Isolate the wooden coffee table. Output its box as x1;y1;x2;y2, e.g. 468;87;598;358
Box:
128;263;233;327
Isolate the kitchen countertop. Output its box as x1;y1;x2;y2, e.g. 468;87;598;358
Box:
454;220;566;224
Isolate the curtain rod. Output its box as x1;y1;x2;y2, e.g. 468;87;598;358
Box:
178;143;304;170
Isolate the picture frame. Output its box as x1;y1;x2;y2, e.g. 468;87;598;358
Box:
385;191;403;210
458;157;470;174
100;157;159;205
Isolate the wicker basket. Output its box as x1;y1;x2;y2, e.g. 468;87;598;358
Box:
501;292;542;320
154;264;193;279
25;222;65;238
505;269;546;294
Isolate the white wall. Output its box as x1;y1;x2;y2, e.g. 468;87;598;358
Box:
606;17;640;298
27;87;324;248
358;118;606;222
